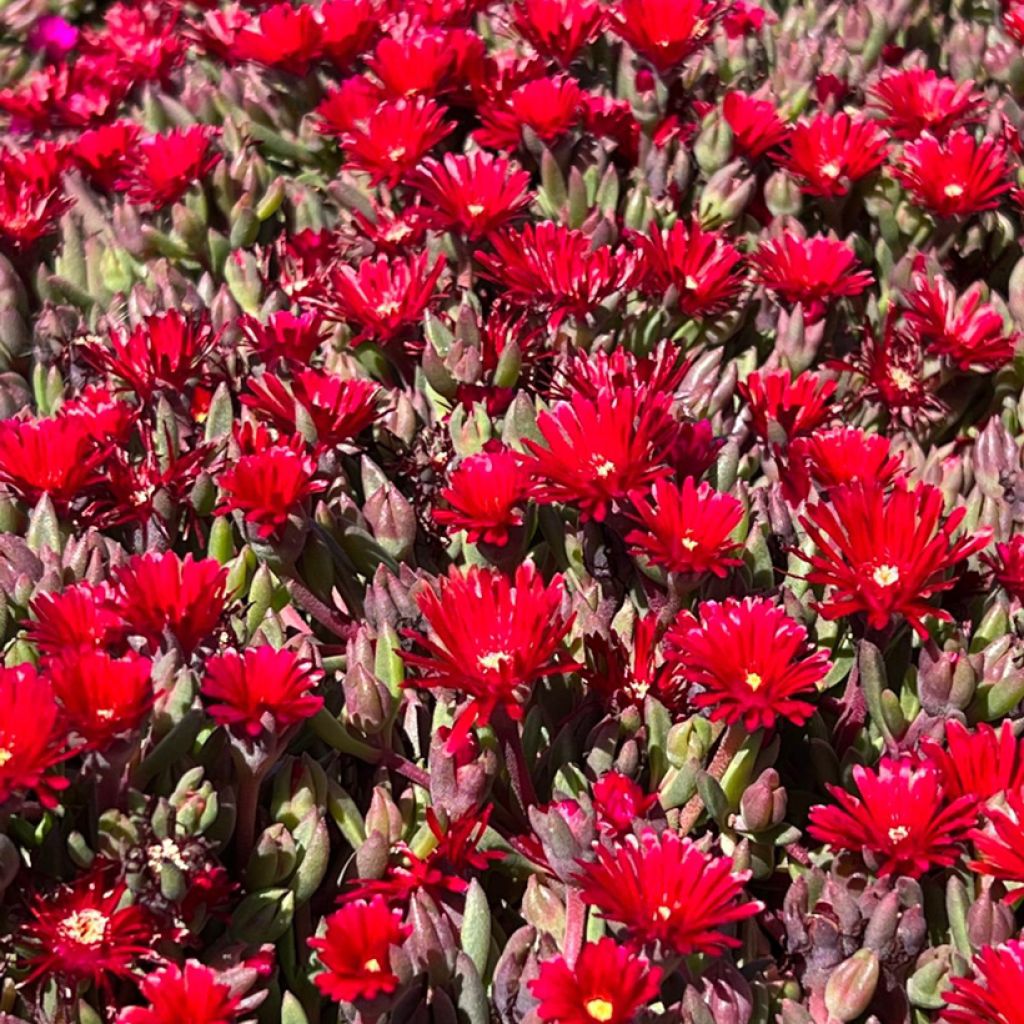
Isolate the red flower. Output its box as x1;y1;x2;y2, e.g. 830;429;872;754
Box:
869;68;983;140
309;897;410;1003
477;223;636;327
115;960;241;1024
784;426;902;503
807;756;976;877
784;112;887;197
72;121;141;190
984;535;1024;601
29;583;124;657
591;774;658;835
314;251;445;345
118;127;222;210
942;940;1024;1024
511;0;605;65
475;74;584;150
22;870;156;988
737;368;836;445
902;272;1019;371
751;231;873;322
722;91;789;160
611;0;724;73
239;310;327;366
626;477;743;577
314;76;384;137
339;96;453;186
523;386;677;522
50;650;152;750
0;143;70;254
969;788;1024;895
202;646;324;737
584;615;677;712
230;2;323;75
798;480;991;638
529;938;661;1024
665;596;830;730
317;0;376;69
0;665;70;809
366;25;477;99
434;445;531;545
216;441;325;539
575;828;762;955
921;720;1024;807
634;218;747;316
403;563;576;746
116;552;228;656
84;311;219;402
408;152;532;239
891;129;1010;218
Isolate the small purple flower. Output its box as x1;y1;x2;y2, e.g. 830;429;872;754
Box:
28;15;79;60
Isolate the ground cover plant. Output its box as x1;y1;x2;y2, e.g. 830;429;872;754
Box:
2;0;1024;1021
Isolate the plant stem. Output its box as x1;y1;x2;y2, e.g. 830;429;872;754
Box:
497;716;538;812
234;765;264;872
677;723;747;835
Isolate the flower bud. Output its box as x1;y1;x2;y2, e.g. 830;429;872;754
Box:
824;949;880;1022
967;888;1015;950
246;823;298;890
739;769;787;833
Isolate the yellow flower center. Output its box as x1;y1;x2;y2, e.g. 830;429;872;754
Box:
888;825;910;843
592;457;617;479
364;958;383;973
585;998;616;1022
872;564;901;588
655;903;674;921
821;161;841;179
684;274;700;290
943;182;964;199
466;203;485;217
388;146;407;161
60;909;108;947
745;671;763;690
95;708;115;721
888;366;915;392
0;748;12;767
376;300;401;318
478;650;513;672
680;532;698;551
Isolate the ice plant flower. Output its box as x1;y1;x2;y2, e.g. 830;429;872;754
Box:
921;720;1024;807
634;218;747;317
868;68;983;139
891;129;1010;218
229;2;323;75
984;535;1024;601
798;480;991;638
118;127;221;210
474;75;584;150
807;756;977;877
115;960;242;1024
784;426;902;503
591;773;659;835
0;143;70;254
529;937;662;1024
317;0;376;69
433;445;531;546
784;112;888;197
50;650;153;751
722;91;789;160
72;121;141;191
969;788;1024;895
737;368;836;445
408;152;531;239
575;828;762;955
942;940;1024;1024
511;0;606;65
21;871;156;988
239;310;327;366
751;231;873;322
309;897;410;1003
216;442;325;539
625;477;743;577
610;0;724;73
115;552;228;656
477;223;636;327
403;563;576;746
202;646;324;738
522;386;677;521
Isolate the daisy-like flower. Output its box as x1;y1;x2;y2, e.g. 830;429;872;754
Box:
403;562;576;747
309;897;410;1003
21;870;156;989
664;596;830;730
50;650;152;751
314;251;446;345
575;828;762;955
474;75;583;150
807;756;977;878
610;0;725;73
626;477;743;577
751;231;873;322
239;310;327;366
984;535;1024;602
408;152;531;239
901;272;1019;371
201;646;324;738
71;121;141;191
115;960;242;1024
522;386;677;522
584;615;677;712
366;25;480;99
868;68;983;140
511;0;606;65
29;583;124;657
942;940;1024;1024
84;310;219;402
784;426;902;503
591;773;659;835
216;442;325;539
969;789;1024;895
921;720;1024;808
634;218;747;317
229;1;323;75
317;0;376;69
722;91;789;160
529;937;662;1024
118;127;221;210
797;480;991;638
784;112;888;197
0;143;70;255
115;552;228;657
477;223;636;327
891;129;1010;218
737;368;836;445
434;445;531;546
